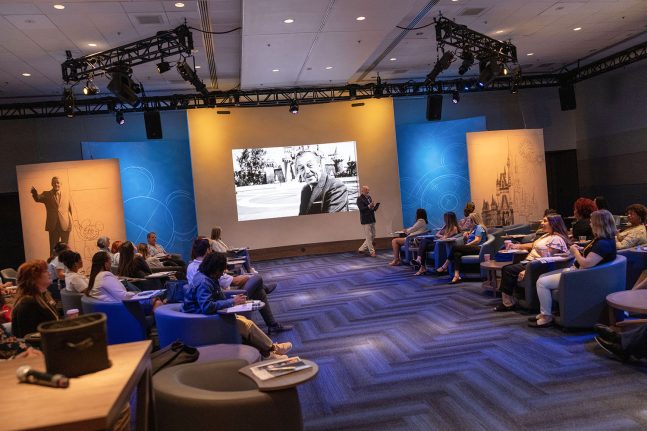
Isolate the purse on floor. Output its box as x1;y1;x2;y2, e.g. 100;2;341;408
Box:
38;312;111;377
151;341;200;375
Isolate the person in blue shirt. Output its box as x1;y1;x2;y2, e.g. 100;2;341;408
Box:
443;212;487;284
183;252;292;359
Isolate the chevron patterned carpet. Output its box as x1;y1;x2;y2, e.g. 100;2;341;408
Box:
254;251;647;431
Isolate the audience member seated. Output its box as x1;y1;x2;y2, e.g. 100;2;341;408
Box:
97;236;111;256
86;252;137;302
0;324;42;360
11;260;59;338
389;208;429;266
118;241;152;279
210;226;256;273
572;198;595;240
594;323;647;362
594;196;609;211
189;240;289;334
110;240;123;266
147;232;186;268
493;215;570;312
529;210;617;328
47;241;68;286
458;202;476;232
442;212;487;284
137;242;164;269
615;204;647;250
59;250;88;293
183;252;292;359
413;211;460;276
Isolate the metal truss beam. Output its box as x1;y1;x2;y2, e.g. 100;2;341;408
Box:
435;16;518;64
570;40;647;83
61;25;193;83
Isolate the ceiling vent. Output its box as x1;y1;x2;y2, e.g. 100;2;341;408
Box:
460;8;486;16
134;15;165;25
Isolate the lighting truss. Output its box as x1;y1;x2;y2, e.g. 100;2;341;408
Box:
61;25;194;83
434;16;517;64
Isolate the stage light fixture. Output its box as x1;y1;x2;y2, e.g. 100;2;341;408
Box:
115;110;125;125
477;56;500;88
425;51;454;84
157;60;171;74
62;87;75;117
373;75;384;98
458;51;474;75
176;60;209;97
107;65;141;107
452;90;460;104
288;100;299;114
82;80;98;95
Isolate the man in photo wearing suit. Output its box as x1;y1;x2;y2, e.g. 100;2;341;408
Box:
31;176;72;254
295;150;348;215
357;185;378;257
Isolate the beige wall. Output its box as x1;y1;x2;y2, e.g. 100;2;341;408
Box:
188;99;403;249
16;159;127;268
466;129;549;226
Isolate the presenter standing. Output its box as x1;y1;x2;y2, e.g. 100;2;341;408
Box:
31;176;72;255
357;186;378;257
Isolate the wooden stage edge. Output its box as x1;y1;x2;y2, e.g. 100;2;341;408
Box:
249;237;393;261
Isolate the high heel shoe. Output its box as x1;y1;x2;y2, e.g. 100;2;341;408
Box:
450;276;462;284
415;267;427;276
435;265;448;274
388;259;401;266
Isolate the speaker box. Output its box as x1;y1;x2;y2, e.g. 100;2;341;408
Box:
558;85;576;111
426;94;443;121
144;111;163;139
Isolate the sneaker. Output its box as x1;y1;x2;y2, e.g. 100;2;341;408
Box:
267;352;288;360
272;342;293;355
250;267;258;274
268;323;293;335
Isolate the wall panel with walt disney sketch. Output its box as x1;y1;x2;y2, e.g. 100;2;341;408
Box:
16;159;126;268
466;129;549;227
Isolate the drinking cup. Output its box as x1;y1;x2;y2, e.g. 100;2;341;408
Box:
484;254;491;262
504;240;512;250
66;308;79;319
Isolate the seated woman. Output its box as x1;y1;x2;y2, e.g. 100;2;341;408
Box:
86;252;136;302
137;243;164;269
59;250;88;293
531;209;617;328
493;214;570;312
413;211;460;276
210;226;256;274
183;252;291;359
389;208;429;266
110;240;123;266
616;204;647;250
439;212;486;284
0;324;42;360
117;241;152;279
572;198;595;240
11;260;59;338
459;202;476;232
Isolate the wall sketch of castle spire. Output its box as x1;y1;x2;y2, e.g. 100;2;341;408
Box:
481;143;537;226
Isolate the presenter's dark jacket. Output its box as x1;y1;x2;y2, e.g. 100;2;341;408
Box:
298;174;348;215
357;194;376;225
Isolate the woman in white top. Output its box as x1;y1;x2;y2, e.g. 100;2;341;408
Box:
389;208;429;266
85;251;135;302
59;250;88;293
210;226;256;273
616;204;647;250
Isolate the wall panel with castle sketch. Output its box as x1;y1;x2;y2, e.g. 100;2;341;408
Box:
16;159;127;267
466;129;549;227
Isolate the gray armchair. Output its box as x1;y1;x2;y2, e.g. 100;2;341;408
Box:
60;289;83;314
617;248;646;290
450;234;496;279
503;224;531;235
552;255;626;329
515;257;574;310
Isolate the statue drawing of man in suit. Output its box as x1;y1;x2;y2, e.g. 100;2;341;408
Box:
31;176;72;254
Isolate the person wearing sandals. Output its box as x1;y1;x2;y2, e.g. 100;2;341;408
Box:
413;212;460;276
530;210;617;328
438;212;486;284
388;208;429;266
493;214;570;313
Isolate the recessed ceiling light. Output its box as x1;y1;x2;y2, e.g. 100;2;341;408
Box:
53;4;65;10
325;66;333;70
22;73;31;77
573;27;582;31
389;57;397;61
272;69;280;72
284;18;294;24
88;43;97;47
175;2;185;7
356;16;366;21
451;0;458;2
195;65;201;69
527;52;534;56
495;30;504;34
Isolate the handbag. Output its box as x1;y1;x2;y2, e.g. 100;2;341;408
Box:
151;341;200;375
38;313;111;377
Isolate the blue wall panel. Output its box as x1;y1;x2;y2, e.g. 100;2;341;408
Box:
394;116;486;229
81;140;197;260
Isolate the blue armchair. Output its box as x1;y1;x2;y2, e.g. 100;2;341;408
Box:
515;257;574;310
448;234;496;279
154;303;241;348
617;248;646;290
80;296;147;344
552;255;626;329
